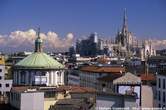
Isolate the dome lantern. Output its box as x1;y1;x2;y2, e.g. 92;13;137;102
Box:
35;28;43;52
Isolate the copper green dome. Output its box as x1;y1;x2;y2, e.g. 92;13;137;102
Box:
15;28;65;69
15;52;65;69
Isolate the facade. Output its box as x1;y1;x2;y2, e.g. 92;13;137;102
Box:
75;32;111;57
148;56;166;74
76;32;99;57
13;30;65;86
0;56;12;95
79;65;125;91
141;85;155;107
96;92;136;109
113;72;142;107
67;69;80;86
140;40;156;61
10;88;44;110
156;73;166;107
9;86;96;110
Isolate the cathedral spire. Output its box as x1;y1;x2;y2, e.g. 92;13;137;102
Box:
122;8;128;34
35;28;43;52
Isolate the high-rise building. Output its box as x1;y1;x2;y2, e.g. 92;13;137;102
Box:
75;33;99;57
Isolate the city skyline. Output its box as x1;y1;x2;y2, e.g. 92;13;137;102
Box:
0;1;166;109
0;0;166;38
0;0;166;53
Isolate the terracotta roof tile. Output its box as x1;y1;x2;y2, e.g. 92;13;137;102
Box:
140;74;156;81
80;65;125;74
113;72;141;84
98;74;122;82
58;85;96;93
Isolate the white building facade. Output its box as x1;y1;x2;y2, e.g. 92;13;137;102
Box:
13;69;65;86
0;64;12;95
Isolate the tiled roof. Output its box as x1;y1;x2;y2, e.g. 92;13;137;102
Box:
97;92;136;98
97;74;122;82
113;72;141;84
96;57;110;64
58;85;96;93
11;85;96;93
55;99;84;105
80;65;125;74
11;86;39;93
140;74;156;81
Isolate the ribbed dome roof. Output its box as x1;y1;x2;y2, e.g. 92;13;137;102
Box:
15;52;64;69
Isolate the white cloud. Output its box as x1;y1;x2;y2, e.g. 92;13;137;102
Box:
151;39;166;50
0;29;74;53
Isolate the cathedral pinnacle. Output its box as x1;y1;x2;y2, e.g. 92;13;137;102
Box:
122;8;128;34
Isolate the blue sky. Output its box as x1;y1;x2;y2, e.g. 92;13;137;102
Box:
0;0;166;39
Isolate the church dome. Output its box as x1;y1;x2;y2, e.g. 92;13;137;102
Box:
15;52;64;69
15;28;65;69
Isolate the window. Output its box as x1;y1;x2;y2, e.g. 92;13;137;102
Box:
44;91;56;98
21;73;25;84
0;76;2;80
159;104;161;107
163;79;166;89
159;91;161;101
0;84;1;87
163;92;165;103
0;69;2;72
57;72;61;84
57;72;61;77
6;84;9;87
159;78;161;88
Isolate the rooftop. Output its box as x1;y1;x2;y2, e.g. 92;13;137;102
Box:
148;56;166;60
113;72;141;85
55;99;85;105
80;65;125;74
11;85;96;93
139;73;156;81
97;74;122;82
15;52;64;69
